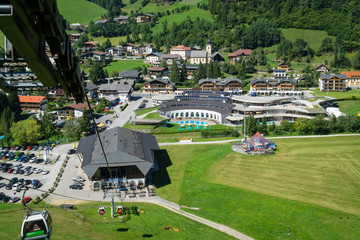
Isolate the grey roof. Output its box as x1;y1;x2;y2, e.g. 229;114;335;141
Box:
199;78;242;86
160;54;181;60
99;83;132;92
85;82;98;91
148;79;175;86
192;46;202;50
320;74;346;80
250;78;297;86
274;69;286;72
190;51;209;58
114;15;129;21
146;52;162;57
119;70;140;78
117;79;135;85
77;127;159;179
178;64;199;70
159;100;234;115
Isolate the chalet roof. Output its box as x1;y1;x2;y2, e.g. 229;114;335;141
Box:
85;82;98;91
146;52;162;57
119;70;140;78
77;127;159;178
192;46;202;50
117;79;135;85
320;74;346;80
199;78;242;86
316;64;330;70
250;78;297;86
98;83;132;92
137;13;154;17
229;49;252;57
160;54;181;60
114;15;129;21
274;69;286;72
148;67;166;72
146;79;175;86
60;103;95;111
178;64;199;70
341;71;360;79
18;95;46;103
92;51;105;55
190;51;208;58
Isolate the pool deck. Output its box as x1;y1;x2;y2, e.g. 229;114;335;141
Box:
169;117;218;125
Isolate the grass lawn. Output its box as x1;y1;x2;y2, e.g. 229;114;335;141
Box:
281;28;335;50
105;60;149;74
143;112;166;119
335;100;360;115
0;203;232;239
311;89;360;99
135;106;161;116
122;0;143;12
0;30;4;48
151;8;213;34
156;136;360;239
57;0;106;24
93;36;127;46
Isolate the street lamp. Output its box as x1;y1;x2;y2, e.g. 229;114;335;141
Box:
243;103;248;141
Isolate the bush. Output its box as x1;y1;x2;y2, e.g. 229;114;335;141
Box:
201;130;233;138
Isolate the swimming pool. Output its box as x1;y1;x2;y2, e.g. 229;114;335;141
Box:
169;120;208;125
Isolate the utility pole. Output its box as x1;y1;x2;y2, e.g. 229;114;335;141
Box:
111;197;114;218
243;104;248;141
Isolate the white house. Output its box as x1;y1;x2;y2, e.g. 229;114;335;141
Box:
98;83;133;102
170;45;191;60
145;52;162;64
57;103;95;120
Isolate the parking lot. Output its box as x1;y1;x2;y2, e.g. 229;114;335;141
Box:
0;146;65;203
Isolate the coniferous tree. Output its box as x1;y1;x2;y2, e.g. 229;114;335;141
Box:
169;61;180;83
180;64;188;83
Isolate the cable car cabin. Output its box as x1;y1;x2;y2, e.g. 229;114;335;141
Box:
98;207;105;215
116;206;123;215
21;209;52;240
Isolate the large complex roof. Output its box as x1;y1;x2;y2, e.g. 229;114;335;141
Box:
319;74;346;80
231;95;295;104
77;127;159;179
250;78;297;86
18;95;46;103
199;78;242;86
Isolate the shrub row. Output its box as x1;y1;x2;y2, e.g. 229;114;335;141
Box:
121;103;128;111
201;130;239;138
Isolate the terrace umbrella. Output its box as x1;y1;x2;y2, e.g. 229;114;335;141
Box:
181;124;185;127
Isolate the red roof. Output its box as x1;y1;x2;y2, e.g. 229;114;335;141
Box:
235;49;252;56
18;96;47;104
171;45;191;51
341;71;360;78
84;41;97;46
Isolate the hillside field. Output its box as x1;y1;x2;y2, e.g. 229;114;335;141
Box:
105;60;148;74
336;100;360;115
0;203;232;239
57;0;106;24
281;28;336;50
157;136;360;239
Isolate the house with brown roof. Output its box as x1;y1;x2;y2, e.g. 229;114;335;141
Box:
199;78;242;92
136;13;153;23
57;103;95;120
228;49;252;64
18;96;48;112
148;67;168;79
83;41;98;49
319;74;346;92
278;62;291;71
341;71;360;89
316;64;331;74
142;79;175;94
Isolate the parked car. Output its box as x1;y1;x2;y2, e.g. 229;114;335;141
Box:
9;177;18;185
72;176;85;182
10;197;20;203
5;183;13;190
1;195;10;203
24;180;32;185
7;168;14;173
29;157;38;163
67;149;76;155
26;146;32;151
44;159;51;165
42;170;49;175
69;184;82;190
0;183;5;188
31;180;41;188
34;168;42;174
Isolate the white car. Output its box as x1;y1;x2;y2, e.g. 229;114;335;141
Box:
29;157;37;163
72;176;85;182
35;168;42;174
42;170;49;175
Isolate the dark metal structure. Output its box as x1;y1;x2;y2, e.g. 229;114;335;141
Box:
0;0;85;102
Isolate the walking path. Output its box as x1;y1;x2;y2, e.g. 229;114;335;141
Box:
159;133;360;146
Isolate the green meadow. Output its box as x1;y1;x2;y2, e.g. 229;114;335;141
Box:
0;203;232;239
157;136;360;239
57;0;106;24
336;100;360;115
105;60;149;73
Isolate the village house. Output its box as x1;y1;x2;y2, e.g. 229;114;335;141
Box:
69;23;83;30
83;41;98;49
80;51;106;61
228;49;252;64
160;54;181;66
199;78;242;92
133;44;155;56
57;103;95;120
105;47;123;57
18;95;48;112
250;78;297;92
278;62;291;71
319;74;346;92
316;64;331;74
273;69;289;78
341;71;360;89
122;43;136;53
98;83;133;102
119;70;141;82
113;15;129;24
136;13;153;23
48;87;66;100
85;82;99;99
170;45;192;60
177;64;198;78
144;52;162;64
148;67;168;79
142;79;175;94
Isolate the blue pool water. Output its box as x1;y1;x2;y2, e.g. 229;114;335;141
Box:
169;120;208;125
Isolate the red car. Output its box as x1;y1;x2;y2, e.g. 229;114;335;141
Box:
26;146;32;151
7;168;14;173
22;197;32;204
10;146;16;150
